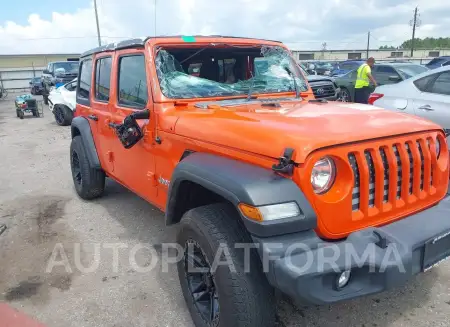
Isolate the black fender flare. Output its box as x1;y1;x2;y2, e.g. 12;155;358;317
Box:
165;153;317;237
71;116;101;169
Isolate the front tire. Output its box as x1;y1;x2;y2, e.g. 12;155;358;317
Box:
177;203;276;327
54;105;73;126
338;88;351;102
70;136;105;199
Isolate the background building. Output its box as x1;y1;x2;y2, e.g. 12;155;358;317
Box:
0;53;79;91
292;48;450;62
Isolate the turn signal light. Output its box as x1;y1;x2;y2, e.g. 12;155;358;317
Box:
238;203;263;221
238;202;301;222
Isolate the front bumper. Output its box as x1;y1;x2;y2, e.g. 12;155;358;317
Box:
254;194;450;305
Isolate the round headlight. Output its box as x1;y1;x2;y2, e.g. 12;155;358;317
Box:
311;157;336;194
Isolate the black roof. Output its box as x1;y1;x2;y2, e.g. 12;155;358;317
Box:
80;35;282;58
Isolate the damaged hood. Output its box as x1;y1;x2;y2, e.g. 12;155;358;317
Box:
172;100;441;163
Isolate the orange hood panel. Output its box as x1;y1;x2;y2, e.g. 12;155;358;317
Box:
172;101;442;163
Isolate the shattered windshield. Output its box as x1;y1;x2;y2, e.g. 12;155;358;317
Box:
155;45;308;99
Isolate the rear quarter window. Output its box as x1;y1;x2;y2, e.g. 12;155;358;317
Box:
413;74;437;92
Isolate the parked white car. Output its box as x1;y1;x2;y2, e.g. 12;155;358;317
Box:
369;66;450;138
48;78;77;126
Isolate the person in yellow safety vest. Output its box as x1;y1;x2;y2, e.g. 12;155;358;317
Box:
354;57;377;104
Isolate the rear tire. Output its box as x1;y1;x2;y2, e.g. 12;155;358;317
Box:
177;203;276;327
70;136;105;200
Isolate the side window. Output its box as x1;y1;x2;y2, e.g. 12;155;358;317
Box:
118;55;148;108
372;66;399;83
78;58;93;99
95;57;112;101
429;72;450;96
414;74;437;92
443;61;450;67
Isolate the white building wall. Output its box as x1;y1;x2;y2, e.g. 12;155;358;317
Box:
0;67;45;90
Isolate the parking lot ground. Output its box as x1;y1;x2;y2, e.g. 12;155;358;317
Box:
1;96;450;327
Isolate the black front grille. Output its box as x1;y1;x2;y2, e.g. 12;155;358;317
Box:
311;84;335;98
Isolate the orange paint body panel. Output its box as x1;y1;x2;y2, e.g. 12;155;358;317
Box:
0;303;46;327
75;36;449;240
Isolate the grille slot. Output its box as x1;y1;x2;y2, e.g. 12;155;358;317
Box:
348;154;360;211
380;148;389;202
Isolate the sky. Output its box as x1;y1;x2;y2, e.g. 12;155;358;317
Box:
0;0;450;54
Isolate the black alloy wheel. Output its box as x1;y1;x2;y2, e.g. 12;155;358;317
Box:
71;150;82;187
54;107;65;125
184;239;220;326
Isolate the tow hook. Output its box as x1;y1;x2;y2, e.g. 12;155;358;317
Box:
272;148;295;175
373;231;389;249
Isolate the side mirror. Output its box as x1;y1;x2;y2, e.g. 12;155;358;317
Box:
43;69;50;74
388;75;402;82
111;110;150;149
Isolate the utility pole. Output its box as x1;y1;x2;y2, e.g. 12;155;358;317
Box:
321;42;327;59
410;6;421;58
93;0;102;46
366;31;370;59
154;0;157;36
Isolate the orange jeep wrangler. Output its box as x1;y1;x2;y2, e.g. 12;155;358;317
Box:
70;36;450;327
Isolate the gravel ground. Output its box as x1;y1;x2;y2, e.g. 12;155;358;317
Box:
1;95;450;327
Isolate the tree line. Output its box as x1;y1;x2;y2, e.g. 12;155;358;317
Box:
379;37;450;50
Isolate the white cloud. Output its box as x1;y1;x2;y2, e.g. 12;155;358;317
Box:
0;0;450;54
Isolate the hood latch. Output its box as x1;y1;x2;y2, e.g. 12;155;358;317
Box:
272;148;295;175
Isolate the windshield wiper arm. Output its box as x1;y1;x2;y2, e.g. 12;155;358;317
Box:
284;67;300;98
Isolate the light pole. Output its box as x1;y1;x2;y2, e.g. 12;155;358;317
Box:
94;0;102;46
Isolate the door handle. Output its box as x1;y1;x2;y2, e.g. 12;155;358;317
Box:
88;114;98;121
418;105;434;111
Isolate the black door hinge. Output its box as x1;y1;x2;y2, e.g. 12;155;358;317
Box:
272;148;296;175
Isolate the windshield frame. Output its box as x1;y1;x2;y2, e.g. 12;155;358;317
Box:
151;42;310;102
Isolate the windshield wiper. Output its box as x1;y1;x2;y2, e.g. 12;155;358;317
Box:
284;67;300;98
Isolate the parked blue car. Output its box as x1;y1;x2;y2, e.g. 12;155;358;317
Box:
425;56;450;70
330;60;365;77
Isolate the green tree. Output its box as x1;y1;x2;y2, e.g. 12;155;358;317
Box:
379;45;396;50
400;37;450;49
